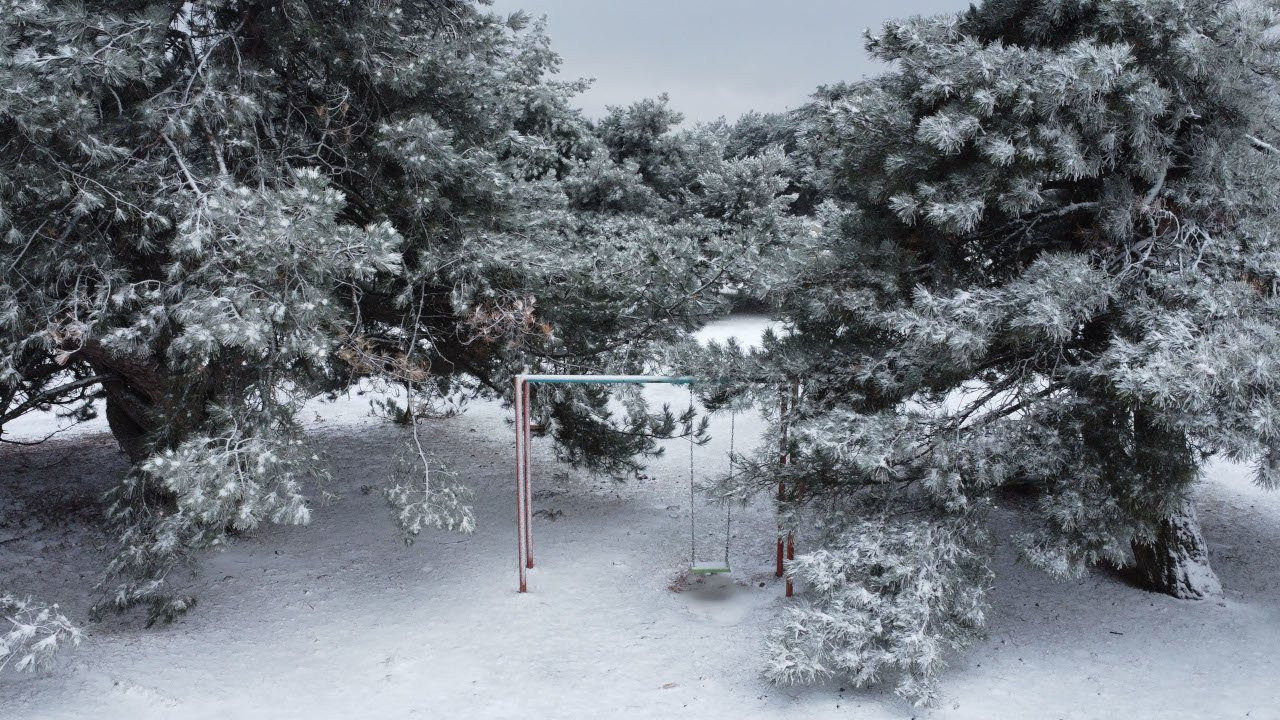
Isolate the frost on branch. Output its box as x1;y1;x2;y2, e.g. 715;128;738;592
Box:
0;594;81;673
765;516;992;706
384;448;476;541
96;412;321;624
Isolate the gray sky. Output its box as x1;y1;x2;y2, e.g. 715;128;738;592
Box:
486;0;968;123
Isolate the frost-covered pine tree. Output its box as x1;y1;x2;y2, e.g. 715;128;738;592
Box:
698;0;1280;704
0;0;790;632
523;95;793;471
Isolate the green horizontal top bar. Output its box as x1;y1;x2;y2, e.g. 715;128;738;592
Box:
519;374;695;385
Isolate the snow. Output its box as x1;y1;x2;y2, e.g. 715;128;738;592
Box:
3;316;1280;718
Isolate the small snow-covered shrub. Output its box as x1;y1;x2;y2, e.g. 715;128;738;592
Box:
0;594;82;672
765;517;992;705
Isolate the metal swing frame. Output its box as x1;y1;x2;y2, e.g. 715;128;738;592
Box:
513;373;797;595
514;374;693;592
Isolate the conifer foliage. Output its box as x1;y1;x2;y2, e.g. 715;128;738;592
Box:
7;0;1279;702
0;0;788;639
700;0;1280;703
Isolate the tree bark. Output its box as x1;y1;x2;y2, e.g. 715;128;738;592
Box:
75;340;208;465
100;378;155;464
1131;497;1222;599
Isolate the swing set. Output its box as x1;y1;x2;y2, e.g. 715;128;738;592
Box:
513;373;797;595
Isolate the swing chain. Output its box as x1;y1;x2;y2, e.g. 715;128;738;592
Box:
725;411;734;566
688;388;735;572
689;387;696;568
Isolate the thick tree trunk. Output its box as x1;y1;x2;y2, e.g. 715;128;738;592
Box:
76;340;207;465
101;378;155;464
1131;497;1222;599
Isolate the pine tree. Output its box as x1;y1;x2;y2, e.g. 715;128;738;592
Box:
0;0;791;630
699;0;1280;703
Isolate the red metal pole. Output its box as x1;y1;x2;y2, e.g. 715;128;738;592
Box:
775;479;785;578
785;533;794;597
515;376;527;592
776;388;789;579
523;379;534;569
786;379;799;598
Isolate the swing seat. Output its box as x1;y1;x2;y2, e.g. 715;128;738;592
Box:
690;561;731;575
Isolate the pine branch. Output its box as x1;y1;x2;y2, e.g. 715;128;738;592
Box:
0;374;109;427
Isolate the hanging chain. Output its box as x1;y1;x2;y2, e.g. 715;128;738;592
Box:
689;389;737;570
689;386;697;567
725;410;735;566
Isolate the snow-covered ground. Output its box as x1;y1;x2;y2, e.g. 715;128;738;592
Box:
2;315;1279;719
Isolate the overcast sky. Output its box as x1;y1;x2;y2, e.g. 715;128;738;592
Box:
486;0;968;123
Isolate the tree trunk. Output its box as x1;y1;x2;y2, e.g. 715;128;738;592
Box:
101;378;155;464
77;340;207;465
1131;497;1222;599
